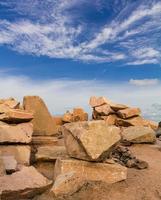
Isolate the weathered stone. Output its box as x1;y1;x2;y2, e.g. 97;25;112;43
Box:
35;146;67;162
0;166;52;200
73;108;88;122
0;98;20;109
145;119;158;131
51;171;85;197
53;116;63;126
0;109;33;123
89;96;109;108
63;121;121;161
2;155;17;174
0;155;6;176
34;162;55;180
116;116;147;127
62;111;73;123
23;96;57;136
0;145;31;165
109;103;128;111
94;104;114;116
101;114;118;125
0;104;11;114
117;107;141;119
31;136;59;145
0;122;33;144
54;158;127;185
121;126;156;144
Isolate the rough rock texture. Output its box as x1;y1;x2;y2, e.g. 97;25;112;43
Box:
101;114;118;125
121;126;156;144
0;109;33;123
63;121;121;161
31;136;60;145
54;158;127;184
35;146;67;161
23;96;57;136
0;122;33;144
0;98;20;109
53;116;63;126
115;116;147;127
0;145;31;165
94;104;114;116
0;156;6;176
109;103;128;111
0;166;52;200
89;96;109;108
117;108;141;119
2;155;17;174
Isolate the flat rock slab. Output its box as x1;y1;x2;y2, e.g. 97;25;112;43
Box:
52;158;127;196
116;116;147;127
121;126;156;144
94;104;114;116
0;109;33;123
63;121;121;161
0;98;20;109
117;108;141;119
31;136;60;145
0;122;33;144
23;96;57;136
89;96;109;108
35;146;67;161
0;145;31;165
0;166;52;200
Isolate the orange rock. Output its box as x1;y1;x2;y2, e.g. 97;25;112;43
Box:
110;103;128;111
0;109;33;123
62;111;73;123
102;114;118;125
116;116;147;127
0;98;20;109
89;96;109;108
95;104;114;116
73;108;88;122
23;96;57;136
117;107;141;119
144;119;158;131
53;116;63;126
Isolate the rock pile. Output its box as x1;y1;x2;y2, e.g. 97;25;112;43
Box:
89;96;158;130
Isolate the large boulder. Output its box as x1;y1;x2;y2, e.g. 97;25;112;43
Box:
94;104;114;116
116;116;147;127
63;121;121;161
89;96;109;107
35;146;67;162
23;96;57;136
0;166;52;200
0;122;33;144
0;145;31;165
117;107;141;119
121;126;156;144
101;114;118;125
0;98;20;110
0;109;33;123
51;158;127;197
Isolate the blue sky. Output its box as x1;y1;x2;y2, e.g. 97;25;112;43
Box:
0;0;161;121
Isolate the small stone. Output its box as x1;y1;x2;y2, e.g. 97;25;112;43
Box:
89;96;109;108
2;155;17;174
116;116;148;127
94;104;114;116
117;107;141;119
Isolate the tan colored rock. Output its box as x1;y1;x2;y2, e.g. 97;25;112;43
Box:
51;171;85;197
2;155;17;174
63;121;121;161
0;109;33;123
121;126;156;144
117;107;141;119
0;145;31;165
31;136;59;145
94;104;114;116
73;108;88;122
0;156;6;176
53;116;63;126
116;116;147;127
35;146;67;162
54;158;127;185
0;104;11;114
145;119;158;131
0;98;20;109
0;166;52;200
102;114;118;125
34;162;55;180
0;122;33;144
89;96;109;107
62;111;73;123
110;103;128;111
23;96;57;136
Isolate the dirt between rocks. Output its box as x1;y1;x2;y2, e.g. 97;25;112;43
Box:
34;140;161;200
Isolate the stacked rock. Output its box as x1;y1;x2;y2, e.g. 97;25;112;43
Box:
89;96;157;145
50;120;127;197
0;97;33;174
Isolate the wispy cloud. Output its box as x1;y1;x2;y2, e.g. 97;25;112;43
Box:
0;0;161;64
129;78;159;86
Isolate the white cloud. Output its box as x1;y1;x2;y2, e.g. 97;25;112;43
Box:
0;1;161;64
0;73;161;121
129;78;159;86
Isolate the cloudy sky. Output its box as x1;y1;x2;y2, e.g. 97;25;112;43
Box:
0;0;161;121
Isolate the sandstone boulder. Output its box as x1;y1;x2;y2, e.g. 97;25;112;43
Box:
0;122;33;144
109;103;128;111
0;166;52;200
63;121;121;161
62;111;73;123
145;119;158;131
121;126;156;144
53;116;63;126
89;96;109;107
0;145;31;165
0;109;33;123
2;155;17;174
117;107;141;119
35;146;67;162
54;158;127;194
23;96;57;136
31;136;59;145
0;98;20;109
116;116;147;127
101;114;118;125
73;108;88;122
0;156;5;176
94;104;114;116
